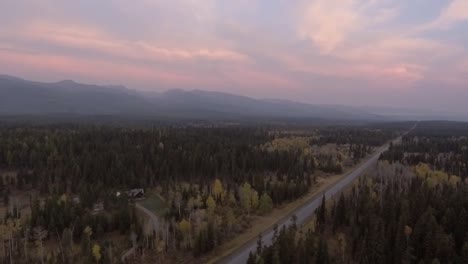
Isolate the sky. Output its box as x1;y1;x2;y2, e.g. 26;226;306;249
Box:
0;0;467;112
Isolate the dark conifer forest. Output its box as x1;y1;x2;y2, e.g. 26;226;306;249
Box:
0;123;400;263
2;121;467;263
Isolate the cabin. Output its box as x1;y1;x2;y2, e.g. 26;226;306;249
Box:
127;189;145;200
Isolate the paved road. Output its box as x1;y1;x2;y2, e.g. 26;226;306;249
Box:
221;124;417;264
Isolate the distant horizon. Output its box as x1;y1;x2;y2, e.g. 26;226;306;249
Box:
2;64;467;115
2;73;468;120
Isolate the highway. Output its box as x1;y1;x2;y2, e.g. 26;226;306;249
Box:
220;124;417;264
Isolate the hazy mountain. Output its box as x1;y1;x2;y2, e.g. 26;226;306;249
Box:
0;74;399;122
0;76;153;115
359;106;468;122
147;89;383;120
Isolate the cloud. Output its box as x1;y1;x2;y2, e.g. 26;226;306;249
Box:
296;0;401;53
337;36;461;64
0;43;295;93
0;0;468;110
297;0;361;53
0;49;217;87
427;0;468;29
288;32;464;85
15;22;248;63
292;0;467;86
137;42;247;62
282;54;425;85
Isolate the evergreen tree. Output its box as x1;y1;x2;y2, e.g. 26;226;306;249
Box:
317;194;327;231
316;237;330;264
247;251;256;264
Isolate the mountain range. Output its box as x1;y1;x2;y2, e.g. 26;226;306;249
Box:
0;74;466;123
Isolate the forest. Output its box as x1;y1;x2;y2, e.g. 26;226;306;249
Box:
0;123;400;263
249;121;468;264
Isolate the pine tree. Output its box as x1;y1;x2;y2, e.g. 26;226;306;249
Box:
272;249;281;264
461;242;468;264
296;235;307;264
334;193;346;231
455;209;467;252
317;194;327;231
316;237;330;264
402;245;416;264
247;251;256;264
256;233;263;255
367;216;385;263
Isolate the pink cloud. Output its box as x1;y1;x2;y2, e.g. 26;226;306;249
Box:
425;0;468;29
291;0;464;88
296;0;400;54
297;0;360;53
1;21;300;92
335;36;462;65
282;55;424;85
0;48;295;92
0;49;223;87
20;22;249;63
1;0;466;109
136;42;248;62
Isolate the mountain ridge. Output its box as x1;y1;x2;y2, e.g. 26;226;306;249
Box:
1;74;466;122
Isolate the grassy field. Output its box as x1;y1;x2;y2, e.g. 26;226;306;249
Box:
138;190;168;217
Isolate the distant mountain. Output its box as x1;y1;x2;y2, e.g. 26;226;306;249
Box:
0;76;153;116
1;74;443;122
147;89;383;121
0;75;387;121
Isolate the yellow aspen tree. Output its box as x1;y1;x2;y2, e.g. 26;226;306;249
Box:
213;179;224;201
251;190;259;211
240;183;253;215
206;195;216;214
92;244;101;263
